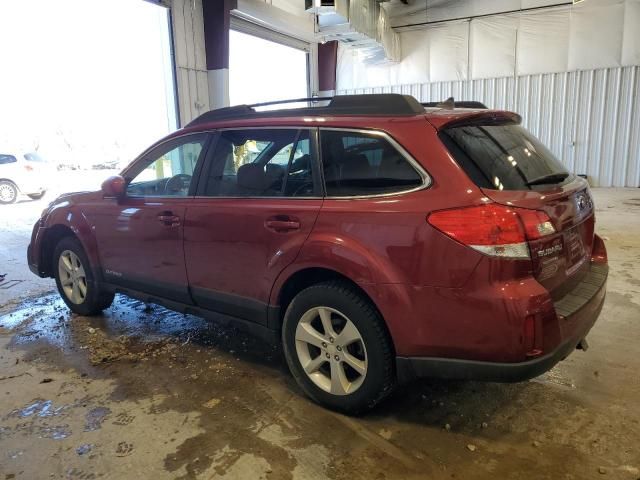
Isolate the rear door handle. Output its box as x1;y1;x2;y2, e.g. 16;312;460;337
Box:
158;212;181;227
265;217;301;232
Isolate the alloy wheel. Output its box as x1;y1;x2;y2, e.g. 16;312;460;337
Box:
0;183;17;203
58;250;88;304
294;306;368;396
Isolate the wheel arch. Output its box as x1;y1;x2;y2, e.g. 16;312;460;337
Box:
276;268;367;317
39;214;101;279
273;266;399;350
0;178;19;187
39;224;79;277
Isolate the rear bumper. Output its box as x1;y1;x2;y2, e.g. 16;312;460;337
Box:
396;261;608;383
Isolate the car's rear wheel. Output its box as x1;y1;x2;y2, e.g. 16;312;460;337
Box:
0;180;18;205
53;236;114;315
282;281;395;413
28;191;46;200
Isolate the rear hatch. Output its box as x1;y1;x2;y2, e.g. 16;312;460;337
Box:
437;113;595;299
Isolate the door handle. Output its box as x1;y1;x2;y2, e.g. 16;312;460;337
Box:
158;212;181;227
265;217;301;232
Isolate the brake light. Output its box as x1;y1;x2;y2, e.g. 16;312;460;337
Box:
427;204;555;259
517;209;555;240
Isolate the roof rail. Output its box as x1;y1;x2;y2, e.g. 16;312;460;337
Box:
422;98;488;109
249;97;332;108
185;94;426;127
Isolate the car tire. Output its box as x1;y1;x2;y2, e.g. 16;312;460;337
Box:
53;236;114;315
28;191;46;200
282;280;395;414
0;180;18;205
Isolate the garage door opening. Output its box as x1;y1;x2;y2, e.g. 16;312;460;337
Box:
0;0;177;191
0;0;178;302
229;29;309;107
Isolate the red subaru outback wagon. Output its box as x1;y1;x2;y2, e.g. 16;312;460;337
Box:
28;94;608;412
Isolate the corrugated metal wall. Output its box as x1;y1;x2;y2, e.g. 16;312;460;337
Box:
338;66;640;187
170;0;210;125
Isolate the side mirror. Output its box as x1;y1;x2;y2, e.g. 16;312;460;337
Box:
101;175;126;198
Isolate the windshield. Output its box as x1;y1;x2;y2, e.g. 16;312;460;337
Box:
441;124;571;191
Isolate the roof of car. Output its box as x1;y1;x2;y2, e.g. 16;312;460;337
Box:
183;94;520;132
186;94;427;128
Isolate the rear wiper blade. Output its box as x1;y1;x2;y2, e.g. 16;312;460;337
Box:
526;172;569;186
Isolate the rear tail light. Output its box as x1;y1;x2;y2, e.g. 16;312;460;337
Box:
517;209;555;239
427;203;556;259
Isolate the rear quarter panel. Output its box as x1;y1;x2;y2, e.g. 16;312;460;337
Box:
269;117;497;353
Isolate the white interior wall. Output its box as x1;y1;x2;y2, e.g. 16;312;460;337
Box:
338;66;640;187
168;0;316;121
170;0;209;125
234;0;316;43
337;0;640;187
338;0;640;88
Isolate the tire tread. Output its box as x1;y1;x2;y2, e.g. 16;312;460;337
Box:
53;236;114;315
283;280;395;414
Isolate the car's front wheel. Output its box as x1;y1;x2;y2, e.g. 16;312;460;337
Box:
282;281;395;414
0;180;18;205
53;236;114;315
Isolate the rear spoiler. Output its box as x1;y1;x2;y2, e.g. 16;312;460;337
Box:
434;111;522;131
422;100;488;109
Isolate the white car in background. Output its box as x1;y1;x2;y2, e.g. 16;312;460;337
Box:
0;152;49;204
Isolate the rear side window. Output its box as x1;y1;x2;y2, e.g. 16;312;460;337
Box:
320;130;423;197
0;154;17;165
441;124;570;191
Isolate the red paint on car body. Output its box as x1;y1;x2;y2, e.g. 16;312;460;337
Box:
28;104;608;381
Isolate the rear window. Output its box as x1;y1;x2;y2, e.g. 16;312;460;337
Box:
441;124;570;191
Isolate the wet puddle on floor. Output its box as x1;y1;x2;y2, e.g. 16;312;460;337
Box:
84;406;111;432
4;399;76;441
0;291;284;470
8;399;70;419
0;292;280;370
0;294;206;349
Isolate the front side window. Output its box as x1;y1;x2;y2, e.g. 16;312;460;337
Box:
0;154;17;165
126;135;207;197
202;129;316;197
320;130;424;197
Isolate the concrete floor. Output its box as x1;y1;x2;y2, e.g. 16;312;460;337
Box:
0;188;639;480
